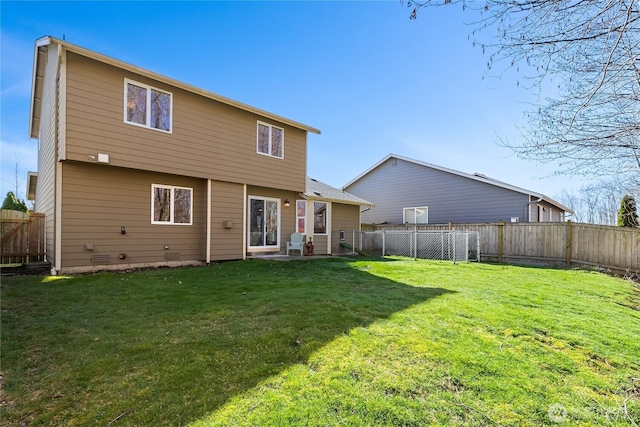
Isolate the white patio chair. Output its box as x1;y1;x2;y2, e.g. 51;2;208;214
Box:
286;232;305;256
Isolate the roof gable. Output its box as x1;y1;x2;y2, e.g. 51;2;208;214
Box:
29;36;320;139
344;153;572;213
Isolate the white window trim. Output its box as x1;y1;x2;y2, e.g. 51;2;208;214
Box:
247;195;281;250
124;78;173;133
403;206;429;224
151;184;193;225
296;199;307;235
313;201;328;235
256;121;284;159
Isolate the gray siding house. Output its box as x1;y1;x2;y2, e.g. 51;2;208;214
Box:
343;154;572;225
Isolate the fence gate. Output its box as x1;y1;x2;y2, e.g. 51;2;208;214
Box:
351;230;480;262
1;210;45;264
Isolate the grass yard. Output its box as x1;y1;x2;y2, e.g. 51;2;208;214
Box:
1;257;639;426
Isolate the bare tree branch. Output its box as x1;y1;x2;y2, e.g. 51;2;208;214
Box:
403;0;640;189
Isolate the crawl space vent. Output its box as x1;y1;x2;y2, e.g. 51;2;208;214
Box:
91;254;111;264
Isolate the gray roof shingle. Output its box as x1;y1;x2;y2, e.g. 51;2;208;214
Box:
305;177;373;206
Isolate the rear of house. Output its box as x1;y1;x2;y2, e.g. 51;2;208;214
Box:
344;154;571;225
29;36;369;274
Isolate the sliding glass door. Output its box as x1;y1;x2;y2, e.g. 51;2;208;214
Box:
248;196;280;249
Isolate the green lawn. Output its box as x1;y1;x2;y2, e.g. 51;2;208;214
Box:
1;258;639;426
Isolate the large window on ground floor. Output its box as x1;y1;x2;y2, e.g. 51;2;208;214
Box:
152;184;192;225
248;196;280;248
403;206;428;224
314;201;327;234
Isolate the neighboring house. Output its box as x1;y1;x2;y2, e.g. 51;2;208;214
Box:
27;36;371;274
343;154;572;225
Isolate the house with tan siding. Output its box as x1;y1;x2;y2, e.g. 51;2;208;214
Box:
28;36;371;274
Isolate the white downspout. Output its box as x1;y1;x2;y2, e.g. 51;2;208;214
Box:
242;184;247;260
327;202;332;255
53;43;64;274
206;179;211;263
54;162;62;274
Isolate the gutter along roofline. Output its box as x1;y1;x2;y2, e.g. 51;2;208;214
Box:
29;36;321;140
344;153;572;214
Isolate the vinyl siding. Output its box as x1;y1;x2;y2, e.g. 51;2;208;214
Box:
60;161;207;269
532;200;564;222
34;46;60;267
331;203;361;254
310;235;328;255
347;158;531;224
210;181;244;260
63;52;307;192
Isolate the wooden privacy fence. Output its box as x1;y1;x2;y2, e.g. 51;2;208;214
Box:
1;210;45;264
363;221;639;273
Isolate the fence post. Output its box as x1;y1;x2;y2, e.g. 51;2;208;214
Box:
452;231;457;264
498;221;504;263
352;230;355;256
382;229;386;257
465;231;469;262
565;220;572;267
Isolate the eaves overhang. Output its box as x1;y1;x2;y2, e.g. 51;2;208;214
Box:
344;153;572;214
26;171;38;201
303;177;374;207
29;36;321;139
29;37;52;139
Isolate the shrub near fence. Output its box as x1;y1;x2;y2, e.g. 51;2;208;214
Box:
363;221;639;273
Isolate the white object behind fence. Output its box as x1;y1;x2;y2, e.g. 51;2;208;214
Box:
350;230;480;262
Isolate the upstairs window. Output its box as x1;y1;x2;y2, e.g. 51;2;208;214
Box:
125;79;172;133
152;184;192;225
403;206;428;224
257;121;284;158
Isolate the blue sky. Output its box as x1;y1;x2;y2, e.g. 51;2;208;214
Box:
1;1;591;203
